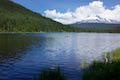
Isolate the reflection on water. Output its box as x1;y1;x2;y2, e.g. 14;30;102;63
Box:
0;33;120;80
0;33;41;63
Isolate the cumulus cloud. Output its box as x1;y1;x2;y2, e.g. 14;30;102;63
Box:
44;1;120;24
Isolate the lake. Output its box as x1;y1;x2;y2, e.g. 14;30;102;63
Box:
0;33;120;80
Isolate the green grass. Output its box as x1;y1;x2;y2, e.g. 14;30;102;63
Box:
39;67;66;80
83;48;120;80
112;48;120;61
83;61;120;80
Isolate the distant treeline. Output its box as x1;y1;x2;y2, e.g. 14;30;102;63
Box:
71;23;120;33
78;26;120;33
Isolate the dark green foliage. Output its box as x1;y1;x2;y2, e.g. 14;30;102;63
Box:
0;0;83;32
39;67;66;80
83;61;120;80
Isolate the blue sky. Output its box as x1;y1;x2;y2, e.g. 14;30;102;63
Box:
12;0;120;24
12;0;120;14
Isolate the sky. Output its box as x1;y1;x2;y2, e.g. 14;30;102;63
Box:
12;0;120;24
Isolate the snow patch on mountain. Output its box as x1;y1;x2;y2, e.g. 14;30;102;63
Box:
76;15;120;24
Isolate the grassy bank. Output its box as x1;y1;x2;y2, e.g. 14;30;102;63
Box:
83;48;120;80
39;67;66;80
112;48;120;61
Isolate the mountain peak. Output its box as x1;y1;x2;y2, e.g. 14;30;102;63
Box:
75;15;119;24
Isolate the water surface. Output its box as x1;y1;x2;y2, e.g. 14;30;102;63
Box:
0;33;120;80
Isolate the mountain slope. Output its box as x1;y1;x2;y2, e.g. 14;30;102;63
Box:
0;0;78;32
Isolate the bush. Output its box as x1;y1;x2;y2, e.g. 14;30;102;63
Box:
83;49;120;80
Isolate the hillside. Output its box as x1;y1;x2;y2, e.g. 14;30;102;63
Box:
0;0;80;32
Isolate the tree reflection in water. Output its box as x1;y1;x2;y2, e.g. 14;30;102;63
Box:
0;33;40;63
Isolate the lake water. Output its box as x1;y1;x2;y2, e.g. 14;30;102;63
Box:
0;33;120;80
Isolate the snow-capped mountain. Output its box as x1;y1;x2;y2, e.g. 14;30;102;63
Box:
70;16;120;32
75;15;120;24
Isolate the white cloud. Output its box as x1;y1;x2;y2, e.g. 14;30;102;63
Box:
44;1;120;24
